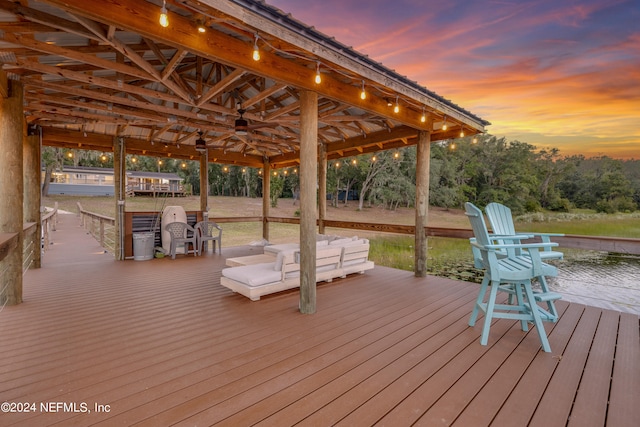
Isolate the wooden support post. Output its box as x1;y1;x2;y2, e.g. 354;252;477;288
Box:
24;126;42;268
262;158;270;241
199;150;208;220
415;130;431;277
113;136;125;260
0;80;24;305
318;143;327;235
299;90;318;314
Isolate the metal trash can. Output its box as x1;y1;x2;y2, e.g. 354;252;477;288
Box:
133;232;155;261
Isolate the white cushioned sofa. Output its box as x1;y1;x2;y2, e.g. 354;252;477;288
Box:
220;236;374;301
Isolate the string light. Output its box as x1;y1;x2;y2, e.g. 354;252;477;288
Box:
67;151;73;158
196;19;206;33
100;153;107;162
159;0;169;28
442;116;447;131
360;81;366;100
315;62;322;84
472;135;478;144
351;159;357;165
420;107;426;123
450;142;456;150
131;156;137;163
460;127;465;138
393;96;399;114
372;155;377;162
252;35;260;61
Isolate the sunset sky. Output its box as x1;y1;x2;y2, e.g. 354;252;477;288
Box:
269;0;639;159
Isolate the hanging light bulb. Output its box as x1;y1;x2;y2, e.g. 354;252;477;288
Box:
442;116;447;131
252;35;260;61
159;0;169;28
393;96;399;114
420;107;426;123
315;62;322;84
195;18;207;33
460;128;465;138
360;81;366;100
472;135;478;144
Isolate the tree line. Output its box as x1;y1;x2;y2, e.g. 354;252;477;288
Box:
44;134;639;215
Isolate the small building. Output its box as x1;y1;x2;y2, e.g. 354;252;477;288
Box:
44;166;186;197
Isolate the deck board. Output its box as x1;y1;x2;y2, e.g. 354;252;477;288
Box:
0;212;638;426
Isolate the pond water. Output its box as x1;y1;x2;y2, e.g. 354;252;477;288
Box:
547;252;640;315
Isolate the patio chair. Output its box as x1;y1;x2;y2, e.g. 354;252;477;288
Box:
195;220;222;254
465;202;562;352
165;222;198;259
485;202;564;260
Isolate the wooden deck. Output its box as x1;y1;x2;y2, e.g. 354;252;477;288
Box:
1;213;638;426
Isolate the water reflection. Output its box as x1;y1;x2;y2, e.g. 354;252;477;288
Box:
547;252;640;315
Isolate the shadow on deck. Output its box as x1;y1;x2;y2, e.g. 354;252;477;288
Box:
1;213;638;426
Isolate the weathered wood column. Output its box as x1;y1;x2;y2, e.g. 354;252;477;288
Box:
199;149;208;220
262;158;270;241
415;130;431;277
299;90;318;314
113;136;125;260
318;143;327;235
24;125;42;269
0;79;24;305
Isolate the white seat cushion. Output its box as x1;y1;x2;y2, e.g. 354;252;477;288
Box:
221;262;281;287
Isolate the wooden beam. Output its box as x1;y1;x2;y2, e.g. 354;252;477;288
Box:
0;32;154;81
196;68;245;107
39;128;265;167
415;130;431;277
197;0;487;131
40;0;434;130
0;68;7;98
299;90;318;314
262;159;270;241
318;143;327;235
241;83;287;109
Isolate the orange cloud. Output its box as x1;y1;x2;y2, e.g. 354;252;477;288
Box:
269;0;639;159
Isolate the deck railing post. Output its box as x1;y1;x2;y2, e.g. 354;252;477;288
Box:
100;219;105;247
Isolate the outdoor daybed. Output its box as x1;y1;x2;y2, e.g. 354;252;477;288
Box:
220;237;374;301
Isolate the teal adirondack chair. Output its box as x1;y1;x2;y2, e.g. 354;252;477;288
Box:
485;202;564;261
465;202;562;352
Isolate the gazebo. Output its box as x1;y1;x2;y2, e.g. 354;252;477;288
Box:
0;0;488;313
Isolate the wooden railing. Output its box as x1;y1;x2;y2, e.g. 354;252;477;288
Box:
213;216;640;255
77;202;116;253
22;222;37;273
0;232;18;312
28;211;640;261
41;202;58;252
